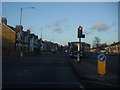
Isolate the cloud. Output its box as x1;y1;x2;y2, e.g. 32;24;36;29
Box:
113;29;117;32
84;31;92;35
54;27;61;32
45;19;68;33
64;25;69;29
90;22;110;31
53;19;68;32
111;21;117;26
45;25;51;28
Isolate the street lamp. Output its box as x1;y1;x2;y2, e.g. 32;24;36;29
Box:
20;6;35;25
19;6;35;57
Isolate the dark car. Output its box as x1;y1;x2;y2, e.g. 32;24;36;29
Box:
70;51;90;58
70;51;79;58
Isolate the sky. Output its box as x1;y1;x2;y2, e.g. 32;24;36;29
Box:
2;2;118;46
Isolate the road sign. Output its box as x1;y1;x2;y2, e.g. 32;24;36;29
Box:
98;54;106;62
98;54;106;75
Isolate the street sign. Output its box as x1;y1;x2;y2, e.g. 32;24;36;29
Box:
98;54;106;75
98;54;106;62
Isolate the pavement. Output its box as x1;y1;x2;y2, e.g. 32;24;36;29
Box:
69;56;120;87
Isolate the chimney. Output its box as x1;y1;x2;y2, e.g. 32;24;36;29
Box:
2;17;7;25
15;25;23;31
26;29;31;34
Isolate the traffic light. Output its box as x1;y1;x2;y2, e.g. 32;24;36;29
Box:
78;26;83;38
78;26;83;31
82;34;85;38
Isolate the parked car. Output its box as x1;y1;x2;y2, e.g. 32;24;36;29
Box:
70;51;79;58
70;51;90;58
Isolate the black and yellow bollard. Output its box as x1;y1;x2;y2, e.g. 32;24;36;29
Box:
98;54;106;75
97;54;107;81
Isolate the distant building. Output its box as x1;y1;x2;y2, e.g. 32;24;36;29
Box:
39;40;60;53
41;41;45;52
90;42;120;54
22;30;30;52
54;43;59;52
15;25;23;51
109;42;120;53
82;42;91;52
99;42;120;53
44;40;51;52
34;35;38;52
29;34;38;52
29;34;35;52
90;47;98;52
68;42;91;52
99;43;108;53
48;42;58;53
38;38;43;53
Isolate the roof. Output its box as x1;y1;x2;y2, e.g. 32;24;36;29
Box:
110;42;120;46
7;25;16;31
1;23;16;33
30;34;35;38
7;25;22;33
99;43;108;47
23;31;29;36
34;35;38;39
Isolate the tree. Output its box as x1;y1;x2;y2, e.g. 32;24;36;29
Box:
93;37;101;51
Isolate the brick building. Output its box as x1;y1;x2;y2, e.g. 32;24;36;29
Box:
1;18;16;56
90;42;120;54
108;42;120;53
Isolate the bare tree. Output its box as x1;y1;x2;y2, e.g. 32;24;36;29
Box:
93;37;101;51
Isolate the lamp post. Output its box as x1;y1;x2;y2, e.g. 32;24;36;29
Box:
19;6;35;57
20;6;35;25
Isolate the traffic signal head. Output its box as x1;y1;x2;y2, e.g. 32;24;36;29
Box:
78;26;83;31
78;26;83;38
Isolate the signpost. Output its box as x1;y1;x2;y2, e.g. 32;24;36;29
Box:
98;54;106;75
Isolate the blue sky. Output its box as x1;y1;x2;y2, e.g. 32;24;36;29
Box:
2;2;118;46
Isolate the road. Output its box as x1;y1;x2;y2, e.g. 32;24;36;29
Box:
2;53;120;89
2;53;84;88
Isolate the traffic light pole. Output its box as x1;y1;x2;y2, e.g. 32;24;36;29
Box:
77;26;84;63
79;37;81;63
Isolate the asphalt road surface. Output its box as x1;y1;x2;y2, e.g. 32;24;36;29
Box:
2;53;84;88
2;53;120;89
